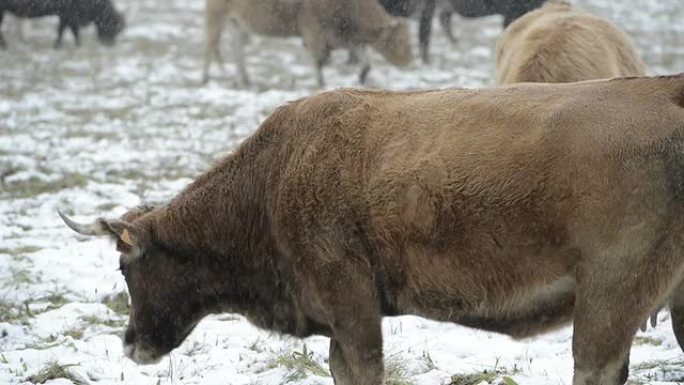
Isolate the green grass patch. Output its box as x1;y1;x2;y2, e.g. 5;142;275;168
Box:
634;336;663;346
43;291;71;308
80;314;125;328
24;361;82;384
385;352;413;385
0;245;43;259
450;364;521;385
0;293;73;325
21;334;62;351
632;358;684;371
631;358;684;383
0;300;32;325
502;376;519;385
268;344;329;382
102;291;130;315
63;326;84;340
96;202;120;212
3;173;88;199
6;266;36;288
450;370;498;385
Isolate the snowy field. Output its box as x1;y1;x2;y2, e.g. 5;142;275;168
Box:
1;0;684;384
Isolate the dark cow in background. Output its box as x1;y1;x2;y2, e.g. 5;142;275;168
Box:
62;74;684;385
444;0;549;30
0;0;125;48
379;0;547;62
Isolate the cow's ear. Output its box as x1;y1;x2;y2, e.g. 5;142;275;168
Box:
103;220;143;258
58;211;143;259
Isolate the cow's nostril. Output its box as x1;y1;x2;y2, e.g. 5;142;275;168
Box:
124;327;135;344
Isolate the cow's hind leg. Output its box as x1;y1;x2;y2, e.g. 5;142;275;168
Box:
227;21;250;86
417;0;435;63
572;263;643;385
355;47;371;85
299;18;329;87
14;16;23;42
439;10;457;44
69;23;80;46
0;17;7;49
572;246;681;385
202;0;226;84
55;18;68;48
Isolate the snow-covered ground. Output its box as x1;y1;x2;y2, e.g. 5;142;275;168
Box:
1;0;684;384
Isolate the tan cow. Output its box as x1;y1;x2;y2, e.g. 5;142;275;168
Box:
496;1;645;84
202;0;412;87
62;75;684;385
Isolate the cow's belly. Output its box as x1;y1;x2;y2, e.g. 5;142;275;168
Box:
467;274;577;338
397;273;576;339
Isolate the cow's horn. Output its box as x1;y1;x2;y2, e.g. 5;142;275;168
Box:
58;211;110;236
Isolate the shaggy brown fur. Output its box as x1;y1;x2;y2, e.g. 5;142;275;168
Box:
496;1;645;85
63;75;684;385
202;0;411;87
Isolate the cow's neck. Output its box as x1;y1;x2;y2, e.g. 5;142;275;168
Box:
150;136;317;337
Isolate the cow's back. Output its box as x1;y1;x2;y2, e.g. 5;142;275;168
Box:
226;0;300;37
496;2;646;84
3;0;70;17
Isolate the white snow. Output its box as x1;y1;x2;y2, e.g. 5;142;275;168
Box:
1;0;684;384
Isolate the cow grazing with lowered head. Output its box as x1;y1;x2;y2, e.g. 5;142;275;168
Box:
62;74;684;385
202;0;411;87
496;1;645;85
0;0;125;49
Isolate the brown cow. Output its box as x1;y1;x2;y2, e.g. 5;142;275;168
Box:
496;1;646;85
61;75;684;385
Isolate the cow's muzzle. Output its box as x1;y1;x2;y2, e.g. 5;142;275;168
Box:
123;327;163;365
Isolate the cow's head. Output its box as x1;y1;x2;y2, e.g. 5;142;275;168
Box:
95;6;125;46
59;209;207;365
374;20;412;68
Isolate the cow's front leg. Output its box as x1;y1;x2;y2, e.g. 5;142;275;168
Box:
327;301;383;385
355;47;371;85
572;255;672;385
310;260;384;385
669;278;684;353
298;15;328;88
69;23;80;46
329;338;355;385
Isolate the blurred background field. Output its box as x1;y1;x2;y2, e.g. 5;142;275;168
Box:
1;0;684;384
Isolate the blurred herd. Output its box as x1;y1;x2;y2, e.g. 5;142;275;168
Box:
0;0;660;88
